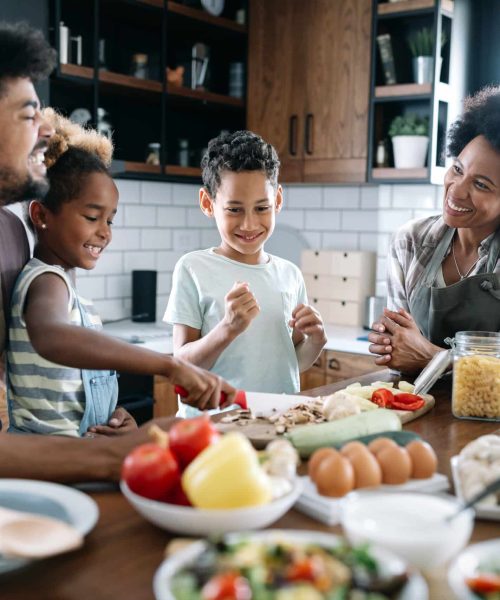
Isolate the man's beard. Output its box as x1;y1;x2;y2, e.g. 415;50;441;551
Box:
0;168;49;206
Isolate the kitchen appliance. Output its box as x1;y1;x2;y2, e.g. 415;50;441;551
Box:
58;22;82;65
191;43;209;89
363;295;385;330
132;270;157;323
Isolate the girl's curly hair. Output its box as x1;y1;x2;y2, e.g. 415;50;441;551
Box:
447;86;500;157
41;108;114;213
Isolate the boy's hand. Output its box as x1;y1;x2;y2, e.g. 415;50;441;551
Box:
169;357;236;410
222;281;260;336
289;303;327;344
84;407;138;438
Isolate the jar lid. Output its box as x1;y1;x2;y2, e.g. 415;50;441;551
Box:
413;349;452;396
133;53;148;62
148;142;160;148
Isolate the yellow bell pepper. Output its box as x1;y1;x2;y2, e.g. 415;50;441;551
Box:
181;432;273;509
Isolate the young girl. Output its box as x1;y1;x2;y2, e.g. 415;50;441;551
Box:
6;110;235;436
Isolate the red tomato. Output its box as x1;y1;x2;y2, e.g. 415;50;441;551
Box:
121;443;179;500
286;557;319;582
394;393;424;405
163;481;192;506
391;398;425;411
467;573;500;593
169;415;220;468
371;388;394;408
201;572;252;600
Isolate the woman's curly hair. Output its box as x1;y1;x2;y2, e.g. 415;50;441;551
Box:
201;130;280;197
41;108;114;213
447;86;500;157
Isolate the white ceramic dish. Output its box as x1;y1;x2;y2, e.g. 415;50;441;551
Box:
448;539;500;600
0;479;99;575
153;529;428;600
451;455;500;521
296;473;449;525
340;490;474;570
120;478;303;536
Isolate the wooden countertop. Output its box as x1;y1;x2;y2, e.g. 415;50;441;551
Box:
2;370;499;599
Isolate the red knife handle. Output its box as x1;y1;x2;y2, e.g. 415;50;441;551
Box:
174;385;247;410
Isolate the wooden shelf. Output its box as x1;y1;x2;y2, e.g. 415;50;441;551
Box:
124;161;162;174
167;84;244;107
100;71;162;93
375;82;432;98
165;165;201;177
59;64;94;79
372;167;428;180
378;0;453;16
167;1;246;34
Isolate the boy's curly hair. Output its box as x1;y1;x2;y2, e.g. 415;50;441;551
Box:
0;21;56;97
41;108;114;213
447;86;500;157
201;130;280;197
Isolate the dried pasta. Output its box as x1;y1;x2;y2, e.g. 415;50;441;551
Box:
452;355;500;419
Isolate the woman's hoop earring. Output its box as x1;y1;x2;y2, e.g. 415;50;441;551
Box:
41;224;47;229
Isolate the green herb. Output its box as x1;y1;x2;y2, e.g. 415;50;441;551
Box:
388;114;429;137
407;27;448;57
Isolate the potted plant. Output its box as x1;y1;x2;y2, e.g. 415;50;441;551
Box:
407;27;447;84
388;114;429;169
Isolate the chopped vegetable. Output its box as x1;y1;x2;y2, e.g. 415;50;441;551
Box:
371;389;394;408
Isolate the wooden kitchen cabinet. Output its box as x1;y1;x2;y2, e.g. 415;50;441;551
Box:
300;349;384;390
248;0;372;183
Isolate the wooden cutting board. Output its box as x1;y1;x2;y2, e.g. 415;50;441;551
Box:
215;393;435;449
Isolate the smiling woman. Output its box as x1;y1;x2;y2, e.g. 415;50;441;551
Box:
368;86;500;374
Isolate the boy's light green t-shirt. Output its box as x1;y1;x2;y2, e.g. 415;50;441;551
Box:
163;248;308;417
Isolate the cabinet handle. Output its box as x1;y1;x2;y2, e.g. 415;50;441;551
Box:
289;114;298;156
328;358;341;371
305;113;314;155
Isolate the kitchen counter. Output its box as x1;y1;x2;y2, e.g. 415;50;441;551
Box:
102;320;371;355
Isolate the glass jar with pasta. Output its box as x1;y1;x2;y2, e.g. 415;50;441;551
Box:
452;331;500;421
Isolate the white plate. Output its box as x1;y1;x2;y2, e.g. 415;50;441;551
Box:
448;539;500;600
121;478;302;536
0;479;99;574
295;473;449;525
451;455;500;521
153;529;428;600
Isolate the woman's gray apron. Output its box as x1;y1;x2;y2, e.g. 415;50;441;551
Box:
409;227;500;346
77;296;118;436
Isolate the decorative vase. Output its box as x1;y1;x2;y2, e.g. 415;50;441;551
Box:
392;135;429;169
412;56;434;84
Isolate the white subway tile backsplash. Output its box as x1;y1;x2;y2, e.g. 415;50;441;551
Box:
173;229;201;251
90;251;123;275
140;229;172;250
157;296;169;322
110;228;141;251
377;233;392;255
321;232;359;250
172;183;199;206
201;228;221;247
287;186;322;208
123;251;156;271
301;231;322;249
278;210;305;229
378;185;392;208
376;280;387;299
341;210;378;232
435;186;445;209
115;180;140;204
186;208;215;228
77;276;106;300
156;250;185;271
141;181;172;205
157;206;187;228
124;205;157;227
359;233;379;252
323;186;360;209
377;210;413;233
360;186;379;209
305;210;340;230
376;256;387;281
392;184;436;209
106;274;131;299
94;298;127;322
413;209;440;221
158;272;172;295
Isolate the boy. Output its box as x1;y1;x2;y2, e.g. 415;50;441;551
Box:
164;131;327;415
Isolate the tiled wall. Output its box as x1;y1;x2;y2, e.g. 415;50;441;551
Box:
75;180;444;321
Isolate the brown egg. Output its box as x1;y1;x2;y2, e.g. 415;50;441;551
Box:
340;441;368;458
368;437;398;456
406;440;438;479
314;453;355;497
308;447;339;481
377;445;412;484
347;446;383;489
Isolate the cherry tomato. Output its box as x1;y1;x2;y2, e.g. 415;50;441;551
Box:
201;572;252;600
286;557;319;582
121;443;179;500
169;415;220;469
467;573;500;593
371;388;394;408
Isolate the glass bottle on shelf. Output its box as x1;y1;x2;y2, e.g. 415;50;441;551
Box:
178;139;189;167
376;139;389;167
131;54;149;79
145;143;161;166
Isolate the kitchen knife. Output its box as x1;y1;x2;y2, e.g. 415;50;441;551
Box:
174;386;309;417
413;349;452;396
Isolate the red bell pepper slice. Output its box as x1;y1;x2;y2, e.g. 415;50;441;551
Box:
371;388;394;408
466;573;500;593
391;398;425;411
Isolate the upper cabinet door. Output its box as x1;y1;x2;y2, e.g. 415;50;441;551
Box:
302;0;372;183
247;0;307;182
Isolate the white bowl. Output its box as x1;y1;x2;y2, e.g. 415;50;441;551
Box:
153;529;429;600
340;490;474;570
448;539;500;600
120;478;303;536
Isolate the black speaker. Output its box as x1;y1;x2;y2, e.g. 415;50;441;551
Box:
132;270;157;322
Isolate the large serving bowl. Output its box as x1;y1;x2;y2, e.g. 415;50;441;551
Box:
448;539;500;600
340;490;474;570
153;529;429;600
120;478;302;536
